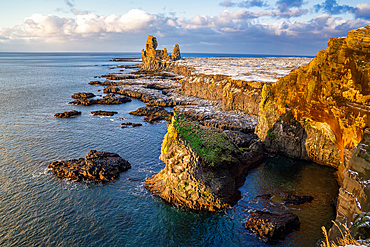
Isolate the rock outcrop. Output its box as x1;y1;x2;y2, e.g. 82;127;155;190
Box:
256;25;370;181
144;115;264;211
129;106;173;123
245;211;300;243
69;93;131;106
48;150;131;182
54;110;81;118
71;92;95;99
140;35;181;72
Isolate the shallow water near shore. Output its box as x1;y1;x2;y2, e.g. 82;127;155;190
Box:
0;52;338;246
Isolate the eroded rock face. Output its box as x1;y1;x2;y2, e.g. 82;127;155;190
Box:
48;150;131;182
140;35;181;72
256;25;370;180
329;128;370;241
144;116;264;211
245;211;300;243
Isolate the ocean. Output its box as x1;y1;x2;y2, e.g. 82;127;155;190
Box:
0;52;337;246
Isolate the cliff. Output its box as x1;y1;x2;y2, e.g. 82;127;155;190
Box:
145;115;263;211
179;74;262;115
173;57;311;116
255;25;370;242
256;25;370;181
140;35;181;72
329;128;370;241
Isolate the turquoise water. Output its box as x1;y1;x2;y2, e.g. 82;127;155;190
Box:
0;52;337;246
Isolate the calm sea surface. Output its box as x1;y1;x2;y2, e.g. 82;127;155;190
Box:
0;52;336;246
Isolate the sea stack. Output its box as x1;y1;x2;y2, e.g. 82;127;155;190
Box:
144;115;263;211
140;35;181;72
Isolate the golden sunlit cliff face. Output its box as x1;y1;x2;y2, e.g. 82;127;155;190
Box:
256;25;370;182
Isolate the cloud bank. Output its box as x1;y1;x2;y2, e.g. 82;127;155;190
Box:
0;2;369;54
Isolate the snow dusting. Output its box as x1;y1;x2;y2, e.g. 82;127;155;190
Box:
177;57;312;83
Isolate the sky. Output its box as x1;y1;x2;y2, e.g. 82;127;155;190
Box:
0;0;369;55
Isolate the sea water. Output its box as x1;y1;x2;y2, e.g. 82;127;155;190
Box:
0;52;337;246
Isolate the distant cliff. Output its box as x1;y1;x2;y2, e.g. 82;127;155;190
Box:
140;35;181;72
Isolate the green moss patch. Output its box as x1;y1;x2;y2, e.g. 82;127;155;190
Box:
172;116;240;168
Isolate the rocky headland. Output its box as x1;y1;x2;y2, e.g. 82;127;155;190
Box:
51;27;370;244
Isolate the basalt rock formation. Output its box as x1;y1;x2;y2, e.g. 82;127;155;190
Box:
48;150;131;182
144;115;264;211
254;25;370;242
140;35;181;72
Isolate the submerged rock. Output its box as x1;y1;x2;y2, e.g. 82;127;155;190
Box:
48;150;131;182
245;211;300;243
54;110;81;118
145;116;264;211
283;194;314;205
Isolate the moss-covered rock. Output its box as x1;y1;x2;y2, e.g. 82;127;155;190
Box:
145;116;264;211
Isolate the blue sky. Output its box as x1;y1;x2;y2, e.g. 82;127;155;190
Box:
0;0;369;55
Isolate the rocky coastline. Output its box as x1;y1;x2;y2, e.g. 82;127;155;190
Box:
51;26;370;244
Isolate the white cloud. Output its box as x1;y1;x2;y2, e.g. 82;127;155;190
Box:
0;7;369;54
353;3;370;20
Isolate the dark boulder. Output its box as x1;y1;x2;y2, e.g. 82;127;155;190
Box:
91;110;118;116
245;211;300;243
54;110;81;118
48;150;131;182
